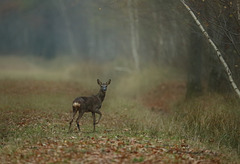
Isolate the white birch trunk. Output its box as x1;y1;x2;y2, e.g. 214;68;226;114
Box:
133;0;140;49
128;0;140;71
59;0;78;56
181;0;240;98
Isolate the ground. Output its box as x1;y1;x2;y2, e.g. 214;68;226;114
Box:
0;79;234;163
142;82;186;112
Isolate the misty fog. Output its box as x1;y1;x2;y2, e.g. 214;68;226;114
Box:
1;0;240;98
0;0;187;66
1;1;240;162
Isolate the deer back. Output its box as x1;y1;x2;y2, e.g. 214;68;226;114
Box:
73;95;102;112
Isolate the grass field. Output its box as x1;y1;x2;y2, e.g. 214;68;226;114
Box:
0;56;239;163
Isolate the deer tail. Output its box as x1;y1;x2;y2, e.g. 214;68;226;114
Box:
73;102;81;108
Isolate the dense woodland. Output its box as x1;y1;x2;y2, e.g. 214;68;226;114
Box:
0;0;239;97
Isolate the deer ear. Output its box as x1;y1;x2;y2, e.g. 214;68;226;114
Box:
107;79;111;85
97;79;102;85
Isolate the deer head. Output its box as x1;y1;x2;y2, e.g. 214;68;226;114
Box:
97;79;111;92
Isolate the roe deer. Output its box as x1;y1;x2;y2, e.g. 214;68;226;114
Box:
69;79;111;132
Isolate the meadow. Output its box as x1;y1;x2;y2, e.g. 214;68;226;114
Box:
0;56;239;163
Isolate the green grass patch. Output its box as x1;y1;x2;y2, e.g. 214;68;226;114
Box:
0;56;239;163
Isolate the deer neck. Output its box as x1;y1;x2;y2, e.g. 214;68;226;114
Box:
97;90;106;102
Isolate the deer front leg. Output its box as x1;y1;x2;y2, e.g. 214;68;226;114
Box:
95;110;102;124
69;107;78;131
92;112;96;132
76;110;84;132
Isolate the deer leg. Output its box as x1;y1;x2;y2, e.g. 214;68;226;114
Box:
69;107;78;131
92;112;96;132
95;110;102;124
76;111;84;132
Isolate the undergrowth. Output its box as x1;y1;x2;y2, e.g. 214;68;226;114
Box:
172;94;240;154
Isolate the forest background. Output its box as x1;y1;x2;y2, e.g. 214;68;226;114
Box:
0;0;240;163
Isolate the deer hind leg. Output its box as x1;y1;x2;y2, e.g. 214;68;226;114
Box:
69;107;78;131
92;112;96;132
95;110;102;124
76;110;84;132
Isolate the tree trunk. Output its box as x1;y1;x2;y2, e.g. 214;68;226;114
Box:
238;0;240;20
59;0;78;56
128;0;140;71
186;30;203;98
